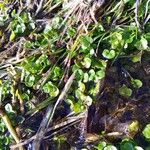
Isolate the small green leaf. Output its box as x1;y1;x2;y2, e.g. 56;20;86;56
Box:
43;81;59;97
75;89;85;100
96;70;105;80
80;35;93;49
51;66;62;81
132;55;141;63
135;37;148;50
104;145;117;150
90;49;95;55
10;31;16;41
129;120;139;133
85;96;93;106
67;27;76;37
89;69;95;81
120;142;134;150
135;146;144;150
82;57;91;68
29;22;35;29
76;69;84;81
143;124;150;140
15;23;26;33
102;49;115;59
119;85;132;97
5;104;15;113
78;81;85;92
131;79;142;89
96;141;107;150
50;86;59;97
83;73;89;83
25;74;35;87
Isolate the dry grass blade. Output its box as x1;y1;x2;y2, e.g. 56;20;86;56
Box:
32;72;75;150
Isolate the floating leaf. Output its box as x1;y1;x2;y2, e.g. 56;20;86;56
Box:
67;27;76;37
10;31;16;41
143;124;150;140
119;85;132;97
25;74;35;87
129;120;139;133
5;104;15;113
120;139;135;150
96;141;107;150
135;37;148;50
82;57;91;68
29;22;35;29
102;49;115;59
131;79;143;89
78;81;85;92
96;70;105;80
135;146;144;150
15;23;26;33
120;142;134;150
85;96;93;106
80;35;93;49
132;55;141;63
104;145;117;150
89;69;95;81
43;81;59;97
83;73;89;83
75;69;84;81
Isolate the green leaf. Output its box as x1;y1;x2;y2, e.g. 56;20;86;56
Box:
15;23;26;33
96;141;107;150
10;31;16;41
132;55;141;63
25;74;35;87
73;102;85;113
135;146;144;150
111;32;123;49
96;70;105;80
104;145;117;150
43;81;59;97
143;124;150;140
29;22;35;29
85;96;93;106
93;59;107;69
120;142;134;150
102;49;116;59
67;27;76;37
89;69;95;81
135;37;148;50
75;89;85;100
51;66;62;81
50;86;59;97
90;49;95;55
119;85;132;97
80;35;93;49
5;104;15;113
129;120;139;133
75;69;84;81
83;73;89;83
82;57;91;68
131;79;143;89
78;81;85;92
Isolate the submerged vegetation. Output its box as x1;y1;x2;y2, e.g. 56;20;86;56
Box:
0;0;149;149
